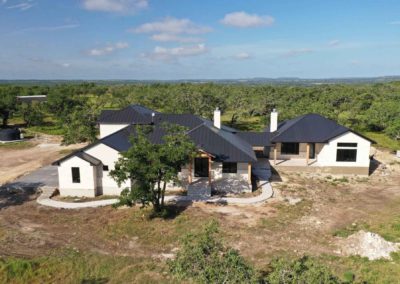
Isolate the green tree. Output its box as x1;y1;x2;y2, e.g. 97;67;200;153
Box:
110;123;196;213
0;90;17;127
18;102;44;127
266;256;341;284
62;106;97;145
169;220;258;283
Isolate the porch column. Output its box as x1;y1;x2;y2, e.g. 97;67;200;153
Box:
306;143;310;166
248;163;252;185
208;156;212;186
188;158;192;183
273;145;277;165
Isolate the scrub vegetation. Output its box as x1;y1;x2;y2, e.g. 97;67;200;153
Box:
1;81;399;149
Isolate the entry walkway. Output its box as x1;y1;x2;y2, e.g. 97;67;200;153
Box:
36;182;273;209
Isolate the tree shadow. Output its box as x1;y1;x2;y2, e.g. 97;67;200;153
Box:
148;203;192;220
0;181;44;210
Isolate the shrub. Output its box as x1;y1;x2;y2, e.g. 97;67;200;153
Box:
169;220;259;283
266;256;341;284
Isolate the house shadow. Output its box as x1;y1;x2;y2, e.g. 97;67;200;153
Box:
0;181;44;210
269;167;283;182
369;157;382;175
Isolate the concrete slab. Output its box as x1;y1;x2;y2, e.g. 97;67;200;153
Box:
3;165;58;189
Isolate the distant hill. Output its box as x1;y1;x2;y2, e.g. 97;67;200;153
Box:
1;76;400;86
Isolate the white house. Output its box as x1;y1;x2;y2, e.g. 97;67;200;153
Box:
53;105;374;197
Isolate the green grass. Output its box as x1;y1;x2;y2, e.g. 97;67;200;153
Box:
0;250;170;283
26;125;63;136
363;131;400;151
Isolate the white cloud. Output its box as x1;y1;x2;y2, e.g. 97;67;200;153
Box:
220;11;274;28
389;21;400;25
87;42;129;56
6;1;35;11
16;24;79;33
328;39;340;47
133;17;212;35
82;0;148;13
282;48;314;57
142;43;208;61
233;52;251;60
61;63;70;68
150;33;202;43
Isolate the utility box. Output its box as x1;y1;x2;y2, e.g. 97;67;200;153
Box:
397;150;400;158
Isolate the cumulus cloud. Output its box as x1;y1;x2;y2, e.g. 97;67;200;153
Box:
328;39;340;47
150;33;202;43
132;17;211;43
220;11;274;28
82;0;148;13
142;43;208;61
233;52;251;60
87;42;129;56
6;0;36;11
282;48;314;58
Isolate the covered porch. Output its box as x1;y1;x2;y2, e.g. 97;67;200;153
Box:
269;142;321;167
186;152;253;197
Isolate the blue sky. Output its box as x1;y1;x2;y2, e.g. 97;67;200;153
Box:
1;0;400;80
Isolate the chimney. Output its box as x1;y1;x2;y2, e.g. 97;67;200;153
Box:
270;109;278;132
213;107;221;129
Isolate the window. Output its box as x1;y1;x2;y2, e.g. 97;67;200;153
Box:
71;167;80;183
336;149;357;162
222;162;237;173
338;142;357;147
103;165;109;171
281;143;299;155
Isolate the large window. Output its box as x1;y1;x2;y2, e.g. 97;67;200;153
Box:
71;167;81;183
336;142;358;162
222;162;237;173
281;143;299;155
336;149;357;162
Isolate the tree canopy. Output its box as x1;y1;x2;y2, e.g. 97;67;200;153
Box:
110;123;196;213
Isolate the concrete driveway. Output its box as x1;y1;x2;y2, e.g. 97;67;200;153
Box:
2;166;58;189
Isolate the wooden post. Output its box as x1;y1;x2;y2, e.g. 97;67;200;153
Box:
208;156;212;186
306;143;310;166
273;145;277;165
248;163;252;185
188;158;192;183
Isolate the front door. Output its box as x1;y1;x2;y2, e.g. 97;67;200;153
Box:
194;158;209;177
309;143;315;159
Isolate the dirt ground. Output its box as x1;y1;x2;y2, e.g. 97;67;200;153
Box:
0;135;85;185
0;146;399;281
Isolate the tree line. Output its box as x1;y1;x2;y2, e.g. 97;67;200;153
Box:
0;81;399;143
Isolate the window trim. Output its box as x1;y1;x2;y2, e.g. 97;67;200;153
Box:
71;167;81;183
222;162;237;174
336;149;357;162
281;142;300;155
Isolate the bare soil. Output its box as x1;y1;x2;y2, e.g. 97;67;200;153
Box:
0;135;85;185
0;146;399;278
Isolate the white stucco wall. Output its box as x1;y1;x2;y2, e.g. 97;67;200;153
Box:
99;124;129;138
85;143;131;195
57;156;97;197
317;131;371;167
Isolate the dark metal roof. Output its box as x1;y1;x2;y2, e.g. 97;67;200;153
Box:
236;131;271;147
98;105;159;124
53;150;102;166
270;113;375;143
